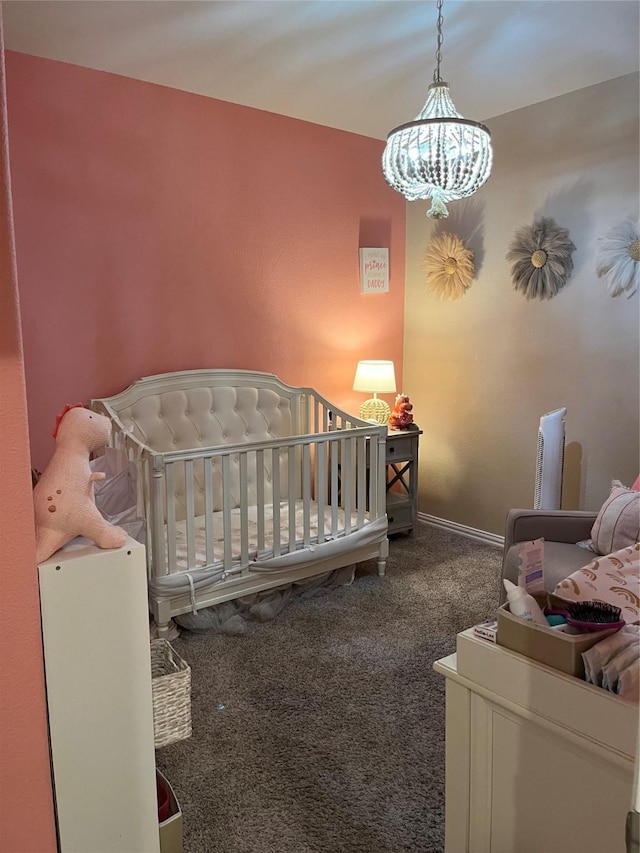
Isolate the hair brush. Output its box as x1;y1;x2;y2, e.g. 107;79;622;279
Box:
546;600;625;632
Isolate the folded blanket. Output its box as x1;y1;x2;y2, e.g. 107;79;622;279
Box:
617;660;639;702
602;640;640;692
582;626;639;686
582;625;640;701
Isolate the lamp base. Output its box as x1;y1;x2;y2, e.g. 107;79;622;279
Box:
359;398;390;425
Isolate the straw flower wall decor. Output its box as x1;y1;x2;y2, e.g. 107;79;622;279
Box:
595;218;639;298
506;217;575;300
423;232;475;300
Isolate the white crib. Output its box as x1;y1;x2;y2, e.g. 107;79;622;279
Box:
91;369;389;636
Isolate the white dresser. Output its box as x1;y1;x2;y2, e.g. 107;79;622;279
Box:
434;629;638;853
39;538;160;853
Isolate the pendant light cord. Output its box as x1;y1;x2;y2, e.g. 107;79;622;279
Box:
433;0;444;83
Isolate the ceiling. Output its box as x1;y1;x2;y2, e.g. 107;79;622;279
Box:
3;0;639;140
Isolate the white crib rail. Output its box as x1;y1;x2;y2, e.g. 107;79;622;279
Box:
146;425;385;580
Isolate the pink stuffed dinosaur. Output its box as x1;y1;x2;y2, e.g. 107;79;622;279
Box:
33;404;128;562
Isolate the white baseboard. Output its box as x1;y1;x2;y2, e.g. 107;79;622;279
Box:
417;512;505;549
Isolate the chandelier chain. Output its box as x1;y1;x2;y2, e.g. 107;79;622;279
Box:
433;0;444;83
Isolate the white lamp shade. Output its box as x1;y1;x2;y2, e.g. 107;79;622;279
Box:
353;360;396;393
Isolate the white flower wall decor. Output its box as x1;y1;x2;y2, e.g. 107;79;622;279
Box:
423;232;475;300
506;217;576;300
595;218;639;298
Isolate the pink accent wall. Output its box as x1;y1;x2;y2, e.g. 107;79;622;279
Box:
6;51;406;471
1;49;405;843
0;28;57;853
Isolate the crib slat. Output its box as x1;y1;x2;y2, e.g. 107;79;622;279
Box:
239;453;249;567
256;449;265;554
151;463;168;578
291;395;300;439
165;463;177;575
139;455;149;524
315;441;326;544
356;436;366;525
204;458;215;566
323;405;330;433
299;393;310;435
288;446;296;554
369;434;384;519
343;437;353;534
272;447;281;556
185;460;196;570
302;443;311;548
330;439;339;536
222;455;232;573
368;434;377;516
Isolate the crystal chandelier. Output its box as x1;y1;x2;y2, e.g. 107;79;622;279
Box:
382;0;493;219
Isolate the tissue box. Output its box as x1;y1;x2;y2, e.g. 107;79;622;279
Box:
496;598;620;678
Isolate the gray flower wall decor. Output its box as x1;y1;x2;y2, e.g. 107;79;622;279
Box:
423;232;475;301
506;217;576;300
595;218;639;298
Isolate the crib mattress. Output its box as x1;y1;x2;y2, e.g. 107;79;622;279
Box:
168;500;366;573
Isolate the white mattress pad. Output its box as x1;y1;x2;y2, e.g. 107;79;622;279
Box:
168;499;365;572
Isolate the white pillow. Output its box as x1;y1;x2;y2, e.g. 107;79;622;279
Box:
590;482;640;557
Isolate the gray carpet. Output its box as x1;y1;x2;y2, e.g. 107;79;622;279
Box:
156;522;503;853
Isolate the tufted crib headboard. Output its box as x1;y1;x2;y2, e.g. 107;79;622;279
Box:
114;384;296;453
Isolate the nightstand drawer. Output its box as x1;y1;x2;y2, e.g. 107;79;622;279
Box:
386;435;416;461
386;503;413;532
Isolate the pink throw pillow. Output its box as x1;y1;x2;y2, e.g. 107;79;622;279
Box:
554;543;640;623
590;483;640;557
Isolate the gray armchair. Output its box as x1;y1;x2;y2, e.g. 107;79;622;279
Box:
500;508;597;603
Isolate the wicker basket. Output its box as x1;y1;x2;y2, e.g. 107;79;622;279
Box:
150;639;192;749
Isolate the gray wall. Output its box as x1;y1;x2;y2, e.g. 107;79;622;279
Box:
404;72;640;537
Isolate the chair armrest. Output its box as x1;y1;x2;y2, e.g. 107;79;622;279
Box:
499;508;598;604
504;508;597;552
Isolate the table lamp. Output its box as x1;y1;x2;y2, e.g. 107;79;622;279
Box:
353;360;396;424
